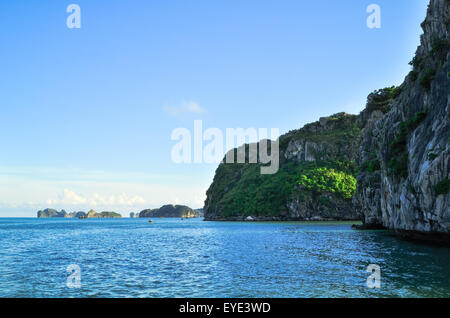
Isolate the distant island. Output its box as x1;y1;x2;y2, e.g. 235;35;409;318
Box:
37;208;122;218
139;205;202;218
36;206;203;219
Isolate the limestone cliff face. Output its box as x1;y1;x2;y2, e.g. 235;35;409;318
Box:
283;114;360;165
204;113;360;221
354;0;449;241
204;0;449;238
282;114;360;221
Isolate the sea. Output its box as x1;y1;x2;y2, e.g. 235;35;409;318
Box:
0;218;448;298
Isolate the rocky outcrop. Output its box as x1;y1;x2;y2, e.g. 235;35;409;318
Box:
204;113;361;221
37;208;121;218
204;1;449;239
286;192;358;221
139;205;201;218
86;210;122;218
283;113;360;164
354;0;449;242
37;208;68;218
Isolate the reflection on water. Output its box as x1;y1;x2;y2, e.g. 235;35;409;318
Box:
0;218;448;298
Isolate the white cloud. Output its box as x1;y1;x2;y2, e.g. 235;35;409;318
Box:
163;101;207;117
117;193;146;205
184;101;206;114
0;165;210;216
0;170;207;216
60;189;88;205
46;189;147;209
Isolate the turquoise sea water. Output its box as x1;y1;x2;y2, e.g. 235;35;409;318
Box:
0;218;448;298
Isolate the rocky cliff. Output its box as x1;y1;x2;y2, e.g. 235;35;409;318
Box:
139;205;201;218
204;0;449;242
354;0;449;242
204;113;361;221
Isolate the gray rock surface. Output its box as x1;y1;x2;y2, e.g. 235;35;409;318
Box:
354;0;449;241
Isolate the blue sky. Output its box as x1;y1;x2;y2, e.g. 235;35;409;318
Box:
0;0;429;216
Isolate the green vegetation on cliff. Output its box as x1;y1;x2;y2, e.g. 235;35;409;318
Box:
360;151;381;174
365;86;402;114
208;159;357;218
279;113;360;149
419;68;436;90
298;167;356;199
435;178;450;196
205;113;360;219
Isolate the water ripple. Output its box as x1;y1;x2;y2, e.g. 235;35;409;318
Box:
0;218;448;297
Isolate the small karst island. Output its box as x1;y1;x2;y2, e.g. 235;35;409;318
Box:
37;208;122;218
137;205;203;218
37;205;203;219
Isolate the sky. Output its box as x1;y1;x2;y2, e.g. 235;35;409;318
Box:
0;0;429;216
